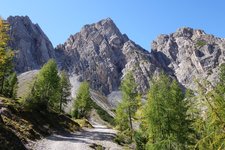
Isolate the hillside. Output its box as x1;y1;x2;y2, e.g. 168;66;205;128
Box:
0;96;80;150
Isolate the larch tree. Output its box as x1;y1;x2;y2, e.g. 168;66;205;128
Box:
194;64;225;150
59;70;71;113
0;17;15;96
144;74;193;150
115;72;138;140
29;59;60;110
71;81;92;119
3;72;18;99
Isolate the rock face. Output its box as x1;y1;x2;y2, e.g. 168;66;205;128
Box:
7;16;55;73
8;16;225;97
56;18;160;95
152;27;225;90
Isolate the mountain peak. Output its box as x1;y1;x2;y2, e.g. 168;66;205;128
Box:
7;15;31;23
152;27;225;90
78;17;122;42
7;15;55;73
174;27;206;38
98;17;114;23
97;17;116;28
55;18;158;95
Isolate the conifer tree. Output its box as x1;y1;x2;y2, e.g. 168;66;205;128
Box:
194;64;225;149
59;70;71;112
115;72;138;140
144;74;193;149
115;99;129;131
71;81;91;118
29;59;60;110
3;72;18;99
0;18;15;96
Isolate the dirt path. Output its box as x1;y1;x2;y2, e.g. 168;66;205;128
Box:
33;125;123;150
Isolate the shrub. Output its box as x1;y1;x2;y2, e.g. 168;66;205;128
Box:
196;40;207;48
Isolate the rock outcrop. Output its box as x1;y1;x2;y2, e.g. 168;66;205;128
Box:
7;16;55;73
152;27;225;90
7;15;225;97
56;18;160;95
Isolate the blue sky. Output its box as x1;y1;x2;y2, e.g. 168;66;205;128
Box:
0;0;224;50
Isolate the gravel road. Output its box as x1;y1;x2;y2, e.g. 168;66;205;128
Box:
33;125;123;150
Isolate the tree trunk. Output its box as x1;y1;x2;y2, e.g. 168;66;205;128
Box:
0;114;4;125
59;87;63;113
128;106;133;140
0;76;5;94
0;68;7;94
59;97;62;113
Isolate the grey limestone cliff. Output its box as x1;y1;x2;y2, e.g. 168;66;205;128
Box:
56;18;160;95
7;16;55;73
152;27;225;90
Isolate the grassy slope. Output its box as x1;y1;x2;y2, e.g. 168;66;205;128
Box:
90;100;115;126
0;96;80;150
17;70;39;99
89;90;116;126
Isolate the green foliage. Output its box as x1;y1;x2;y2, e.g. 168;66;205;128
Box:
115;100;129;131
27;59;60;110
71;82;92;119
3;73;18;99
91;101;115;126
196;40;207;48
114;129;133;145
115;72;139;140
144;74;194;149
194;64;225;149
71;82;114;124
134;130;148;150
0;18;16;98
219;63;225;83
59;71;71;112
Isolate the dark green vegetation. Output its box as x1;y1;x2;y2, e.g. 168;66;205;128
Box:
115;68;225;149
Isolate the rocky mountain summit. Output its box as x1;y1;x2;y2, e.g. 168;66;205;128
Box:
152;27;225;90
7;16;55;73
7;16;225;97
56;18;160;95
